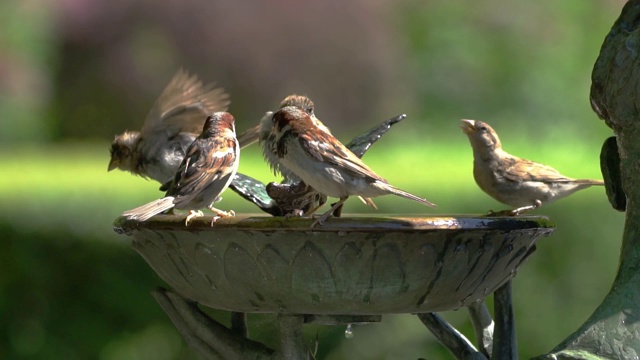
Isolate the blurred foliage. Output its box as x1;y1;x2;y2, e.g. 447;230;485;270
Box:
0;0;629;359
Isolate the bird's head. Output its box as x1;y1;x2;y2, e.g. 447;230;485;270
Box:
108;131;139;172
202;112;236;136
272;106;313;135
279;94;315;117
460;119;502;152
279;94;331;134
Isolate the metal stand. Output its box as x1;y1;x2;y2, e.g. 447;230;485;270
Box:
153;280;519;360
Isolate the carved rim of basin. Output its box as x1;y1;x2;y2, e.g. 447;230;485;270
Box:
113;214;554;315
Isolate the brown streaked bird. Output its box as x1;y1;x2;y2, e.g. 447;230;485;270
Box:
460;119;604;215
108;68;230;185
269;106;436;227
235;94;331;216
237;94;331;150
237;94;332;181
122;112;239;225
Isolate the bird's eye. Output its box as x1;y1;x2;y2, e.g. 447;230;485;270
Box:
306;106;313;115
478;126;487;132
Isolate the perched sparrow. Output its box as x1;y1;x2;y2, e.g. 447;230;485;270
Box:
237;94;331;150
265;113;408;216
234;94;330;216
238;94;404;217
237;94;331;182
232;113;408;217
269;106;436;227
108;68;230;184
460;119;604;215
122;112;239;225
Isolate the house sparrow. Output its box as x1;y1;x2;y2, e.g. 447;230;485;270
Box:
238;95;406;217
234;95;329;216
237;94;331;150
122;112;239;225
264;113;408;216
231;113;408;217
108;68;230;184
460;119;604;215
269;106;436;227
237;94;331;182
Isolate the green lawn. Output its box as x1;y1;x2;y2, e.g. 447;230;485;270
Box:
0;139;606;214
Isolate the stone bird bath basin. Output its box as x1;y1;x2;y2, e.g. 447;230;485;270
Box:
113;214;554;315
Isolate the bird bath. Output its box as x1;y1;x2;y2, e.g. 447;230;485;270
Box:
113;214;554;359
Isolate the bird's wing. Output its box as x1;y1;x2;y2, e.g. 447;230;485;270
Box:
168;135;239;200
502;156;575;183
297;127;387;183
346;114;406;158
142;69;230;137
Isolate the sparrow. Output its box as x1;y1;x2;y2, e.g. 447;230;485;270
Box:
231;113;408;217
269;106;436;227
235;94;330;216
122;112;239;225
460;119;605;215
237;94;331;182
265;113;408;216
237;94;331;150
108;68;230;185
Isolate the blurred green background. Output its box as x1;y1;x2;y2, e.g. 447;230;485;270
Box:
0;0;626;359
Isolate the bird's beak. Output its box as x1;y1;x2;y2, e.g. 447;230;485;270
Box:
237;124;261;149
108;158;119;172
460;119;477;134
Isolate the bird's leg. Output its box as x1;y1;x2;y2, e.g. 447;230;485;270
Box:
185;210;204;225
207;205;235;226
487;200;542;216
487;200;542;217
311;197;348;228
509;199;542;216
331;203;344;218
303;203;323;217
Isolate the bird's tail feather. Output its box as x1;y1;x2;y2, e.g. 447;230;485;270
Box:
379;183;437;208
237;124;261;148
122;197;176;221
574;179;605;186
358;196;378;210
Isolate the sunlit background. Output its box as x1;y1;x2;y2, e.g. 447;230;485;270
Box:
0;0;627;359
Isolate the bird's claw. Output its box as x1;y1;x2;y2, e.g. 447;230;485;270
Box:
208;208;234;226
310;213;331;228
284;209;304;219
310;218;325;228
185;210;205;225
486;200;542;217
486;209;516;217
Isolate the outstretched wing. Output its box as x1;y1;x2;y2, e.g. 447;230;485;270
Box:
346;114;406;158
142;69;230;136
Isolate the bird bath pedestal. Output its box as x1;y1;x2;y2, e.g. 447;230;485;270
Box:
113;214;554;359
